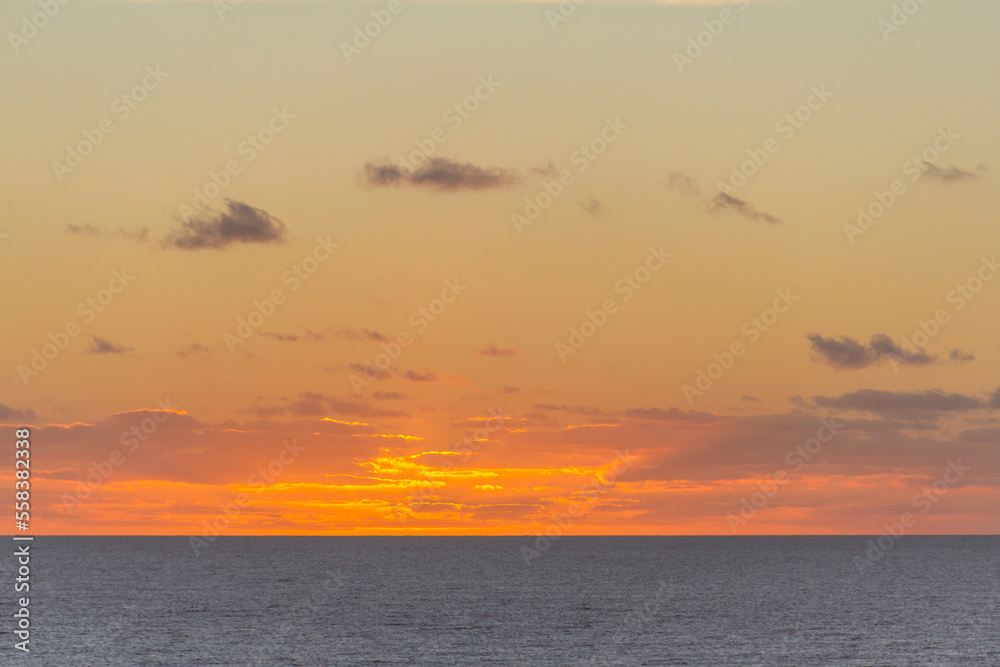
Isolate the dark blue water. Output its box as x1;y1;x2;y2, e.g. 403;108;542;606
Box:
7;536;999;665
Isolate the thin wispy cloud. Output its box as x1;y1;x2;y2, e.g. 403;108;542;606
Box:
362;158;520;191
808;334;939;369
708;193;782;224
87;336;133;355
162;200;288;249
66;224;149;243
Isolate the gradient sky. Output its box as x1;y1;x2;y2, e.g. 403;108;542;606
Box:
2;0;999;536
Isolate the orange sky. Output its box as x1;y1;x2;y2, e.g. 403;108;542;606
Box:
2;0;999;536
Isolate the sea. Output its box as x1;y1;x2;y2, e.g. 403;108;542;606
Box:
9;536;999;665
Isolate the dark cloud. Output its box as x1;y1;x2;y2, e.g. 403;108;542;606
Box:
808;334;935;369
950;349;975;363
478;345;516;357
177;343;211;360
991;386;1000;409
665;171;700;196
578;198;606;218
708;193;781;224
812;389;983;414
741;395;761;403
242;392;409;419
163;200;288;250
87;336;132;355
66;224;148;243
404;369;438;382
362;158;520;191
621;407;719;423
0;404;36;422
500;386;521;394
923;164;986;183
335;328;387;343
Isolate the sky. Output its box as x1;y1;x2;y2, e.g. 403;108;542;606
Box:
1;0;999;537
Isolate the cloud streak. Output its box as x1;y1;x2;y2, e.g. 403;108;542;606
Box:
162;200;288;250
362;158;520;191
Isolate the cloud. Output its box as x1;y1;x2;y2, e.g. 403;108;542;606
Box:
808;334;935;369
362;158;520;191
665;171;700;196
812;389;983;414
87;336;133;355
478;345;516;357
162;200;288;249
500;386;521;394
177;343;211;360
708;193;782;224
0;404;36;423
741;395;761;403
66;224;148;243
404;369;438;382
950;349;975;363
242;392;409;419
923;164;986;183
335;328;388;343
578;198;607;218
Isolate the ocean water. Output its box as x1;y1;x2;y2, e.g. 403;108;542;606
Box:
11;536;1000;665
